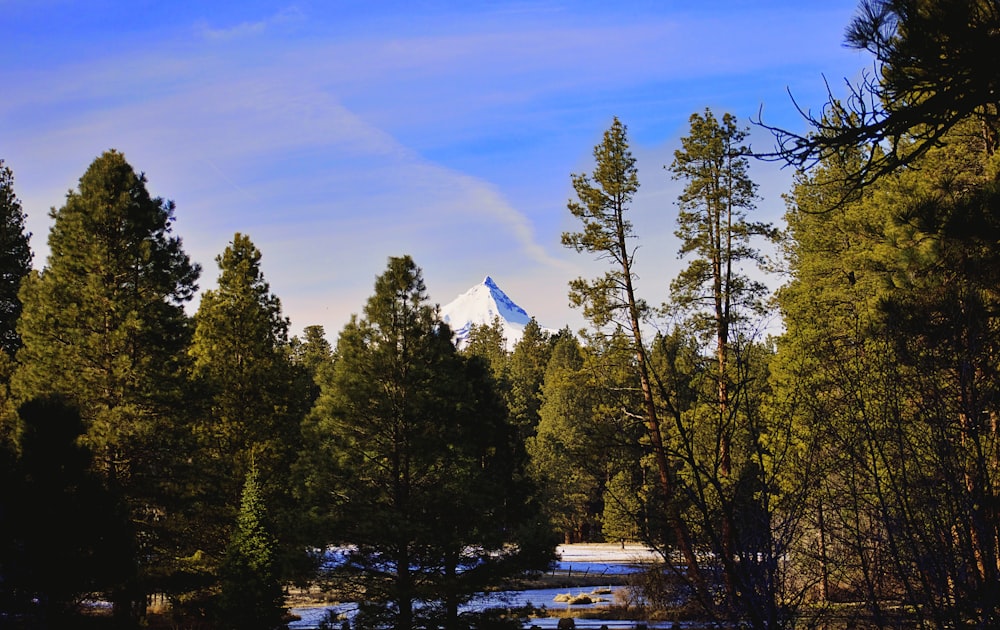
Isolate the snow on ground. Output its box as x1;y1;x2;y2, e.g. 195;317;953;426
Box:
288;544;663;629
555;543;660;564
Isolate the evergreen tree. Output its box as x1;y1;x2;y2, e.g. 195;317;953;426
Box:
287;324;334;574
12;150;200;623
667;110;784;629
189;233;301;571
216;465;285;630
0;159;32;359
668;108;775;474
527;333;601;543
290;324;333;391
776;121;909;623
761;0;1000;192
462;316;510;381
0;159;32;449
563;117;703;586
776;118;1000;627
300;256;553;630
507;318;555;441
5;396;128;624
528;331;644;545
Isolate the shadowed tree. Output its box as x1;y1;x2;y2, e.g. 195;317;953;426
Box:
6;396;130;626
300;256;553;630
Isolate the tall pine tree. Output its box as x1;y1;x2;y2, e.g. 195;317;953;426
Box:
669;109;774;474
0;159;32;359
563;117;703;587
13;149;200;623
667;108;782;629
0;159;32;448
300;256;553;630
188;233;301;566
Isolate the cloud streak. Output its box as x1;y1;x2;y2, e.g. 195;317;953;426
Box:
195;6;305;41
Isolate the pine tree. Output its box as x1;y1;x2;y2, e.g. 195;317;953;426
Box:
563;117;703;586
289;324;333;435
462;316;510;380
217;465;285;630
667;109;781;628
761;0;1000;192
12;149;200;622
668;108;775;475
507;318;555;441
0;159;32;359
301;255;553;630
189;233;300;564
0;159;32;447
526;333;602;543
6;396;127;624
290;324;333;386
777;120;1000;627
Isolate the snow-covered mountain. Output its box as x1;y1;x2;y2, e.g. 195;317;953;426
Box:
440;276;547;350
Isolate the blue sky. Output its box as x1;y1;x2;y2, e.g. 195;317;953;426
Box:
2;1;868;340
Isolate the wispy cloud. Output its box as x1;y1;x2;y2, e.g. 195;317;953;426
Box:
195;6;304;41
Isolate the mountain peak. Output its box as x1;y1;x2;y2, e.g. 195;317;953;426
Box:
441;276;535;350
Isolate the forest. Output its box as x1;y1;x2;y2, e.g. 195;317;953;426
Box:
2;1;1000;629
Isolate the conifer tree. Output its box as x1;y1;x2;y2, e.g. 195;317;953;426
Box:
0;159;32;447
289;323;333;430
778;120;1000;627
0;159;32;359
507;318;555;441
667;109;781;628
761;0;1000;192
668;108;775;475
6;396;127;624
13;150;199;622
563;117;703;586
189;233;300;562
462;316;510;379
527;333;604;543
216;465;285;630
301;256;552;630
290;324;333;386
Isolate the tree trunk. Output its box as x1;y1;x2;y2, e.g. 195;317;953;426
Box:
622;246;706;596
444;553;459;630
817;499;830;602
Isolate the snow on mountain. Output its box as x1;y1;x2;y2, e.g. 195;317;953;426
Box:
440;276;542;350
